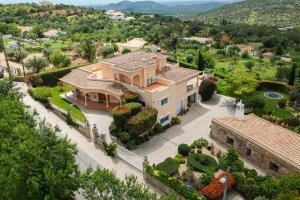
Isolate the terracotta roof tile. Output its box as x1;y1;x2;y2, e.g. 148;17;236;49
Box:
213;114;300;169
157;64;199;82
60;68;123;96
102;51;163;72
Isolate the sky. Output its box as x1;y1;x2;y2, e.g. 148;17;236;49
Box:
0;0;235;6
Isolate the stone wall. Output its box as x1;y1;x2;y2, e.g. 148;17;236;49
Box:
143;172;186;200
210;120;300;177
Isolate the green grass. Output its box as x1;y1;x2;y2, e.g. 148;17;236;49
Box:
49;85;86;122
247;91;294;118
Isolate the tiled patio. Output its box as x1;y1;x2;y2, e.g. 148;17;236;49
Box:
69;94;119;111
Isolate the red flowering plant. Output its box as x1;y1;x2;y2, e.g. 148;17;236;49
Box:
201;172;235;200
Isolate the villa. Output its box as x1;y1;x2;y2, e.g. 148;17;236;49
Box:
60;51;200;125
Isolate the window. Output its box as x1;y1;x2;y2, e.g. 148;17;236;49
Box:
226;137;234;145
147;76;156;85
160;115;170;125
269;162;279;172
245;148;252;156
160;97;168;106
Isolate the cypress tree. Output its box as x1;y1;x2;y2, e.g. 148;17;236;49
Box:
289;63;297;85
197;50;205;71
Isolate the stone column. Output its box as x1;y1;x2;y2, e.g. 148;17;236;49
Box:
105;94;109;108
84;93;88;106
143;155;150;179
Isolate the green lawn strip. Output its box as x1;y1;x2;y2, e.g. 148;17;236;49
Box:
49;85;86;122
249;91;293;118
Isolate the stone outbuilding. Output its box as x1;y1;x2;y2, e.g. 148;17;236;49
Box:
210;113;300;177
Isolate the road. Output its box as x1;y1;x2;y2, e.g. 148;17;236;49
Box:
16;82;163;196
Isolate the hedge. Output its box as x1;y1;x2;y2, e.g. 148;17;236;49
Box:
187;153;218;173
125;102;142;115
147;166;204;200
112;105;131;129
156;157;179;176
178;144;191;156
167;57;198;70
258;80;292;93
123;92;139;103
126;108;158;137
38;64;88;86
28;87;52;105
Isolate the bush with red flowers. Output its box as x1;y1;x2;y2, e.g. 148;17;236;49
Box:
202;172;235;200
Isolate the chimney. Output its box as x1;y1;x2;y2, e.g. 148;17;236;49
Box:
234;100;245;120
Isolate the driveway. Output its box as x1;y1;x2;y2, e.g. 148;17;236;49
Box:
133;94;235;163
16;83;163;195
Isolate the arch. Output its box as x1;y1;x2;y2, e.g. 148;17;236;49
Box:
119;74;131;84
133;74;141;87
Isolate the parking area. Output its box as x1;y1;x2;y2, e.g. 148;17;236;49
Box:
133;94;235;163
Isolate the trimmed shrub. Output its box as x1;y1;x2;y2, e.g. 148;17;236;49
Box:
104;143;117;157
109;122;118;136
126;102;142;115
191;138;209;149
202;172;235;200
258;80;292;93
119;132;130;143
152;123;164;135
126;108;158;137
28;87;52;105
199;171;215;186
156;157;179;176
123;92;139;103
173;153;185;164
187;153;218;173
199;79;216;101
112;105;131;129
178;144;191;156
171;117;181;125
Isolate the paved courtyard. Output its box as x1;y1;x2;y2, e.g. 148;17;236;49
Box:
133;94;235;164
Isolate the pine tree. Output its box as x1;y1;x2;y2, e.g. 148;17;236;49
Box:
197;50;205;71
289;63;297;85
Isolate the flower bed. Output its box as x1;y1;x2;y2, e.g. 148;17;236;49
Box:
202;172;235;200
146;166;204;200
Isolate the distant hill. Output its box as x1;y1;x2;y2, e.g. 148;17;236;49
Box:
98;0;228;16
195;0;300;26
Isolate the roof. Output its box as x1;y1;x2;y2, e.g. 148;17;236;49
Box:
43;29;59;37
183;37;214;44
60;68;124;96
157;64;199;82
118;38;147;48
213;114;300;170
102;51;164;72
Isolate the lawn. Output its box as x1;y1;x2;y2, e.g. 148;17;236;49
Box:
49;85;86;122
247;91;294;118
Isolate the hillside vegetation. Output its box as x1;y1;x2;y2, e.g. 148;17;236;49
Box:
100;0;226;16
196;0;300;26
